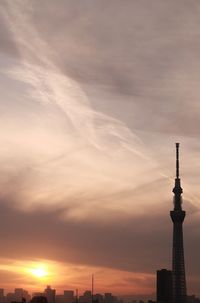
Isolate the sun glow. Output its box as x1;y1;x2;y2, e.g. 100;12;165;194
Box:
30;267;48;278
26;263;49;279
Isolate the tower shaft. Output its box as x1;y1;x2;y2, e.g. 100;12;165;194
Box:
170;143;187;303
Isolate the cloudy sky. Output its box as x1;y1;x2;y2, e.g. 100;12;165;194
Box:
0;0;200;298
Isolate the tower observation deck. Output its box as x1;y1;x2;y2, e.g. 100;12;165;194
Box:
170;143;187;303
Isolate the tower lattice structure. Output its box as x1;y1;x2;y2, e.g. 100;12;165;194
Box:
170;143;187;303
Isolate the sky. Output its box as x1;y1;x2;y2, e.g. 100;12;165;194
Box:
0;0;200;298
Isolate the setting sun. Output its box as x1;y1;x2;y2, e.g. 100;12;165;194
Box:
25;263;49;280
30;267;48;278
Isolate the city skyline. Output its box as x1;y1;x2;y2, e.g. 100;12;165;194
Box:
0;285;125;303
0;285;156;303
0;0;200;297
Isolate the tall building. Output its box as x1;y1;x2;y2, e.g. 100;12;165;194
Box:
44;286;56;303
14;289;24;302
157;269;172;303
0;289;5;303
170;143;187;303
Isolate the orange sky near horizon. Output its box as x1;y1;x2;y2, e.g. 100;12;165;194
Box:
0;259;155;296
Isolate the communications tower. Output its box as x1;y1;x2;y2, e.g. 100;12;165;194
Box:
170;143;187;303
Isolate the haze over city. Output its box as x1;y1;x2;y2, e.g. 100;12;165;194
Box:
0;0;200;298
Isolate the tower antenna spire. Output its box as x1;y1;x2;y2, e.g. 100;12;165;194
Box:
176;143;180;178
173;143;183;209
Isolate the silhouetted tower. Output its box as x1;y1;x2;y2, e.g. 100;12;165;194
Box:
91;274;94;303
170;143;187;303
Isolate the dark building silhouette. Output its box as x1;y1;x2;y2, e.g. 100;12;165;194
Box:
93;294;103;303
157;269;172;303
0;289;5;303
79;291;92;303
63;291;74;303
104;293;115;303
30;296;47;303
7;293;15;303
187;296;200;303
14;289;24;302
170;143;187;303
55;295;63;303
44;286;55;303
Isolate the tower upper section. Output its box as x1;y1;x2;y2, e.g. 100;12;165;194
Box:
172;143;183;211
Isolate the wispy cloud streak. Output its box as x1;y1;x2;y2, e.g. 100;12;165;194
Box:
2;0;147;158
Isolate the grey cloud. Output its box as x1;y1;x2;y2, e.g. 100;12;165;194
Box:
2;0;200;136
0;194;198;276
0;5;19;57
20;0;200;137
0;201;169;271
